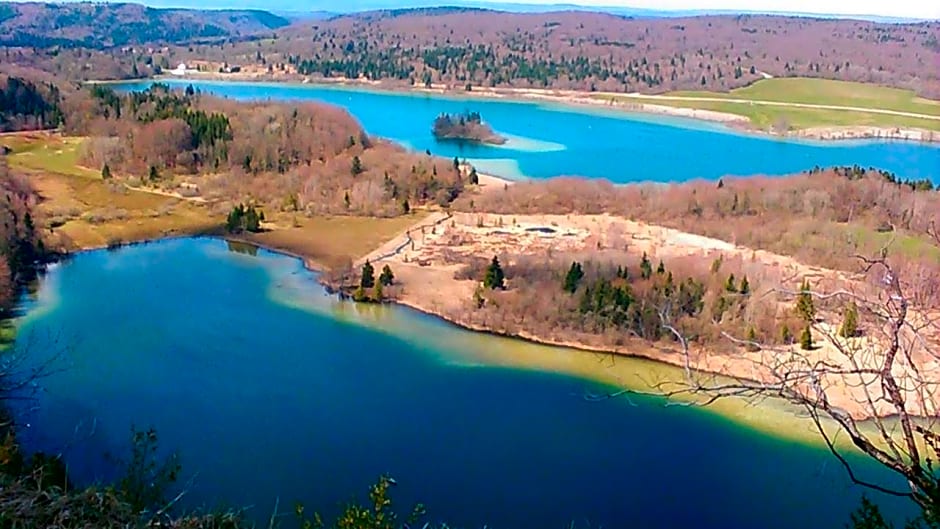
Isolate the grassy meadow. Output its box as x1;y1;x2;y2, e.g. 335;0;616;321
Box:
598;77;940;131
1;133;423;266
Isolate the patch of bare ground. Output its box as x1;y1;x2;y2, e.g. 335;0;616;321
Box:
361;211;939;420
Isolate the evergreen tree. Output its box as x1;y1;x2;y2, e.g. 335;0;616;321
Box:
401;199;410;214
244;206;261;232
640;252;652;280
800;325;814;350
101;163;112;180
352;284;367;302
656;260;666;275
360;260;375;289
469;167;479;185
780;324;793;345
379;264;395;286
373;280;383;301
225;203;245;233
745;326;760;352
739;276;750;295
351;155;363;176
840;301;859;338
562;261;584;293
148;165;159;182
483;256;505;290
453;156;460;170
725;273;738;293
796;279;816;323
344;191;351;210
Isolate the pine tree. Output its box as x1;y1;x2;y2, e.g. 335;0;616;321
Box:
562;261;584;293
344;191;351;210
745;326;760;352
796;279;816;323
352;284;367;302
840;301;859;338
101;163;112;180
780;324;793;345
800;325;814;350
656;260;666;275
483;256;505;290
379;264;395;286
148;165;159;182
351;156;363;176
401;199;410;214
360;260;375;289
725;273;738;293
640;252;652;280
469;167;479;185
739;276;750;295
373;280;383;301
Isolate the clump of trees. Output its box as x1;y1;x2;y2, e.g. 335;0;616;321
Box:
225;203;264;233
0;76;63;132
432;111;505;145
353;260;395;302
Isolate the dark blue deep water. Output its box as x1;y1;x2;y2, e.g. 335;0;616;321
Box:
114;79;940;184
13;239;912;528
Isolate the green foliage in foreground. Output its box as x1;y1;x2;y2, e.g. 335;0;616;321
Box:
0;425;445;529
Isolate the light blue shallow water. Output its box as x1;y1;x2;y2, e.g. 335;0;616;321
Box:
113;79;940;183
12;239;912;528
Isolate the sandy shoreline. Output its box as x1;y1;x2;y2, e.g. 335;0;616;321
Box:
137;73;940;145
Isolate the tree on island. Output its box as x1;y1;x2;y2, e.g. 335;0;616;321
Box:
379;264;395;286
360;260;375;289
563;261;584;293
483;256;505;290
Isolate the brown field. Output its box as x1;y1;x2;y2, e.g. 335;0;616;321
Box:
240;211;429;269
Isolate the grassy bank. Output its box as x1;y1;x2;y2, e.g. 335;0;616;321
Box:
598;78;940;131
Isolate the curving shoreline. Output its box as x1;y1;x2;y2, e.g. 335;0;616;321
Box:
135;74;940;145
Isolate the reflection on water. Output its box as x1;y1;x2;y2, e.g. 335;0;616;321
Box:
11;238;913;529
226;240;260;256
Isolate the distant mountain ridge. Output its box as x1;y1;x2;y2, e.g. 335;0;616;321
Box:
0;2;290;48
74;0;933;22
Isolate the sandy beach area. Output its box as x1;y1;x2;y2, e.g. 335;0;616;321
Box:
358;210;939;421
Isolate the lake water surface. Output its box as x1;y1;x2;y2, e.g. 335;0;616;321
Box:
13;238;912;528
114;79;940;184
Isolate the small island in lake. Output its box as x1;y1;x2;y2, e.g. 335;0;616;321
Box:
432;111;507;145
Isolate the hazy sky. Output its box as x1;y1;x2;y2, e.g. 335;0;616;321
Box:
496;0;938;18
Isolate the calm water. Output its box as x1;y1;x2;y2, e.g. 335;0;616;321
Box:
13;238;912;528
114;79;940;183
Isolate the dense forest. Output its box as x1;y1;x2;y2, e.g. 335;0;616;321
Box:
0;75;63;132
0;155;47;310
177;11;940;96
73;83;465;216
0;2;289;48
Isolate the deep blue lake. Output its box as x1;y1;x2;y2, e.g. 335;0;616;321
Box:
13;238;912;528
113;79;940;184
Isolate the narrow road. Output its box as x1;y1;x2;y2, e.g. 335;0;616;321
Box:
612;93;940;121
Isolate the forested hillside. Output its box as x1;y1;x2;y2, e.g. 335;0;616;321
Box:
186;9;940;96
0;1;289;48
0;75;63;132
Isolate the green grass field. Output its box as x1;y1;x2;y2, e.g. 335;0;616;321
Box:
2;133;100;177
597;77;940;132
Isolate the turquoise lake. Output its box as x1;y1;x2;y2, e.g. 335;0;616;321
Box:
114;79;940;184
13;238;912;528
